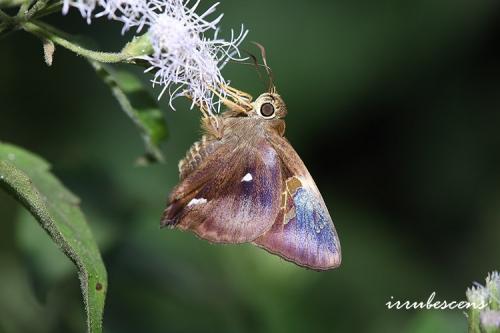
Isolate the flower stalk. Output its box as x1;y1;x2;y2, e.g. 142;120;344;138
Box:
22;20;152;62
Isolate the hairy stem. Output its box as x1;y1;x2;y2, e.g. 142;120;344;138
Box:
0;8;13;22
32;0;62;19
22;21;137;63
17;0;32;17
25;0;49;19
0;8;15;37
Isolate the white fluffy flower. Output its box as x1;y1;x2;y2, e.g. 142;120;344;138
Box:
62;0;247;115
62;0;98;23
467;285;490;307
95;0;151;33
144;2;247;113
486;271;500;303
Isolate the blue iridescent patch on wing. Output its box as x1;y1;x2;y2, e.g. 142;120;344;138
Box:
290;188;338;253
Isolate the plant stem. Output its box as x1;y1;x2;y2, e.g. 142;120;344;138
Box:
17;0;32;17
0;8;15;37
0;8;13;22
32;0;62;19
22;21;137;63
25;0;48;19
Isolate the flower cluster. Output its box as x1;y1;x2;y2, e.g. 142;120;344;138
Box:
466;271;500;331
62;0;247;115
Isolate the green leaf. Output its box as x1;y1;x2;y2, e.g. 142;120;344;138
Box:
90;60;168;164
0;143;107;333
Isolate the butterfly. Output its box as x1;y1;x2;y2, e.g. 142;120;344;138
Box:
160;84;341;270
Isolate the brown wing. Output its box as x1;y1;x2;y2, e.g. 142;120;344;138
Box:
253;134;342;270
161;137;282;244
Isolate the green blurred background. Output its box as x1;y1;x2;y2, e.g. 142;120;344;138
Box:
1;0;500;332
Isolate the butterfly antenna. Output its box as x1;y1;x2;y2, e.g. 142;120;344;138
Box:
227;54;271;93
242;49;265;83
252;42;276;94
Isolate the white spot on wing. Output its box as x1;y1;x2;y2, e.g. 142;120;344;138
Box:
241;173;253;182
187;198;207;207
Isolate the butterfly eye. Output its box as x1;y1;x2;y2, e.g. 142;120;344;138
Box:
260;103;275;118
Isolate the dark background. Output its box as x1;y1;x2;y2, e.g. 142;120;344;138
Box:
1;0;500;332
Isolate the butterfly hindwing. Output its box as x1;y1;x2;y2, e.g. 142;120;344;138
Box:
254;134;341;270
162;137;282;244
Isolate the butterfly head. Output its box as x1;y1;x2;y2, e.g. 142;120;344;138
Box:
251;92;287;119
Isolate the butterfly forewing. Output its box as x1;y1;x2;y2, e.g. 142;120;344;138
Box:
162;136;282;244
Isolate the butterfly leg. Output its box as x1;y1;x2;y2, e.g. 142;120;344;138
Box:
209;88;250;114
223;85;254;103
183;91;214;120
